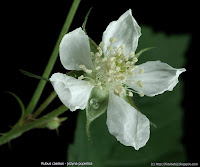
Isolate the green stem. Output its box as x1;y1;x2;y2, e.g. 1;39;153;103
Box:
32;91;57;118
0;105;68;146
25;0;80;115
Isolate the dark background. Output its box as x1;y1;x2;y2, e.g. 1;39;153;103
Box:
0;0;199;166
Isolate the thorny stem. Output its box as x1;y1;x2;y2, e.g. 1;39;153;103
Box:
0;105;68;146
0;0;81;146
25;0;80;115
32;91;57;118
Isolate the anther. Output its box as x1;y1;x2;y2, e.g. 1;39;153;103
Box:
137;80;144;88
120;44;125;50
129;52;135;57
95;58;100;64
97;47;102;56
110;57;116;61
102;57;108;62
117;59;123;64
128;91;133;97
109;37;117;43
99;41;105;48
138;69;144;74
139;93;144;97
107;45;112;51
91;52;94;57
95;52;101;57
95;66;101;70
78;75;84;80
85;69;92;74
132;57;138;63
79;64;85;69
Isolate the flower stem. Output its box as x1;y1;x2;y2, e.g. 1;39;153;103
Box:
25;0;80;115
32;91;57;118
0;105;68;146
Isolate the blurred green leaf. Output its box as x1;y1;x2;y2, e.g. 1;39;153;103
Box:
67;26;190;166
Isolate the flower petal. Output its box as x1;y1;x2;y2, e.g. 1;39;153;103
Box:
106;93;150;150
59;27;94;71
102;9;141;56
126;61;186;96
50;73;93;111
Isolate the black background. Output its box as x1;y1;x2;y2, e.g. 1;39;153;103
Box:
0;0;199;166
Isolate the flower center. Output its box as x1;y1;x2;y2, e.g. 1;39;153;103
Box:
78;37;144;97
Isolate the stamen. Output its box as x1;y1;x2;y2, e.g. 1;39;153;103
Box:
95;52;101;57
129;52;135;57
95;66;101;70
85;40;145;98
102;57;108;62
91;52;94;58
85;69;92;74
95;58;100;64
120;44;125;50
107;45;112;51
117;59;123;64
137;80;144;88
132;57;138;63
99;41;105;48
79;64;85;69
138;69;144;74
78;75;84;80
110;57;116;61
109;37;117;43
139;92;144;97
128;91;133;97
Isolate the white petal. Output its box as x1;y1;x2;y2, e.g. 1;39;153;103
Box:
126;61;186;96
59;27;94;71
102;9;141;56
50;73;93;111
106;93;150;150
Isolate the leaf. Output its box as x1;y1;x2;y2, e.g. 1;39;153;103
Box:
82;7;92;33
20;69;49;81
67;26;191;166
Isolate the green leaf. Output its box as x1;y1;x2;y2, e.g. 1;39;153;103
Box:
20;69;50;81
82;7;92;33
67;26;190;166
86;87;109;141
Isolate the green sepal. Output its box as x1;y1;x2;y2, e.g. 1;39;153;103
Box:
123;95;157;128
20;69;49;81
89;37;98;54
135;47;156;58
66;70;84;79
82;7;92;33
123;95;139;110
86;87;109;142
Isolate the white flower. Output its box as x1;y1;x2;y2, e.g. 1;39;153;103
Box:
50;9;186;150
